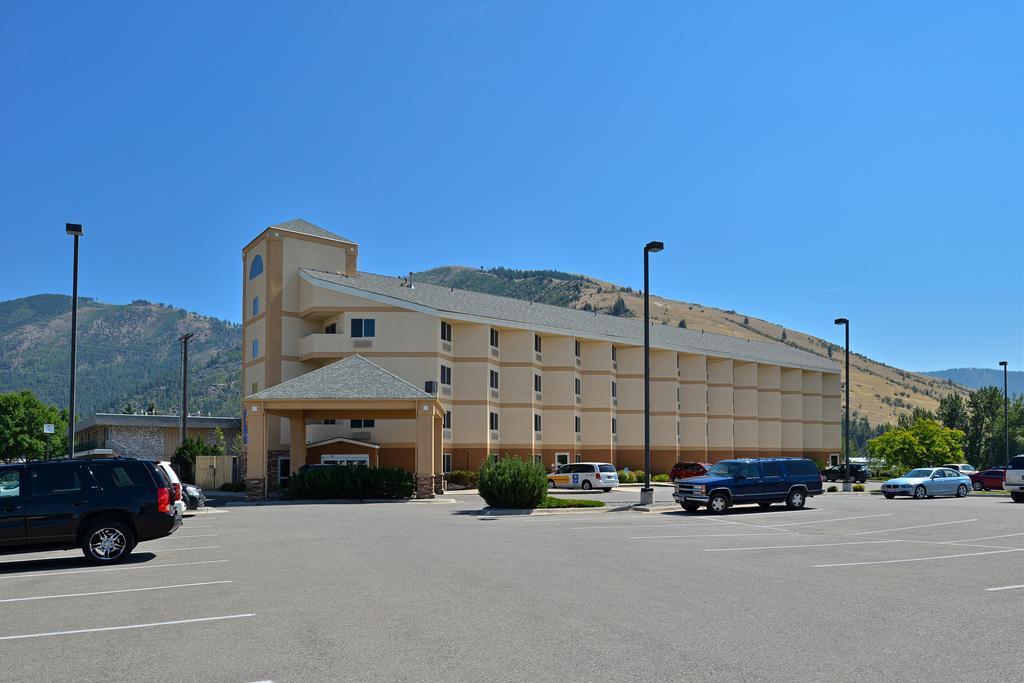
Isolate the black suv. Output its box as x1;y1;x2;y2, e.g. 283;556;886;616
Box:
822;463;870;483
0;458;181;564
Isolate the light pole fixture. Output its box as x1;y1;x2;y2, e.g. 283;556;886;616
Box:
999;361;1009;468
834;318;850;491
66;223;83;459
641;240;664;506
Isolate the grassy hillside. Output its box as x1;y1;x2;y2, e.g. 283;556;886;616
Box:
0;295;241;418
415;267;972;428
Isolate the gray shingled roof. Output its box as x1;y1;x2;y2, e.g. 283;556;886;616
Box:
269;219;354;244
301;269;839;373
248;355;431;401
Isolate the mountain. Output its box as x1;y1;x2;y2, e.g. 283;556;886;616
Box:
414;266;973;428
923;368;1023;397
0;295;241;418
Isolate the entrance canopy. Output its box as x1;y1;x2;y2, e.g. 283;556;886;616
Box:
243;355;444;498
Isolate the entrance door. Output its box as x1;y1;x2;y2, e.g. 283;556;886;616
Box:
555;452;569;468
278;457;291;488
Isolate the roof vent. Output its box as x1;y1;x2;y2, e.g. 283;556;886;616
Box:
408;272;414;289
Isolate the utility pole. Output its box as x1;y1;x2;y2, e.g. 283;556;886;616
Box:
999;361;1009;468
66;223;83;458
180;333;194;447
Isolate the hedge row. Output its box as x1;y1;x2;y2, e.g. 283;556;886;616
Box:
285;466;414;499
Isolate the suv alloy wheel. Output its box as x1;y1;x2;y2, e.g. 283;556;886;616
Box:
82;520;136;565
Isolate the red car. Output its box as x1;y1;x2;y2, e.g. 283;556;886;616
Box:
670;462;711;481
969;469;1005;491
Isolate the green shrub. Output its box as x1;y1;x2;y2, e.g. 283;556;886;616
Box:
447;470;479;488
536;497;605;508
284;466;414;500
827;485;838;493
852;483;865;492
617;470;635;484
652;474;670;483
478;456;547;508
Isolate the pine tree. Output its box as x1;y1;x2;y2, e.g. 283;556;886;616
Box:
678;319;687;329
608;296;633;317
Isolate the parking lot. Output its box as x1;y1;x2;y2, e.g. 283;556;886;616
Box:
0;493;1020;681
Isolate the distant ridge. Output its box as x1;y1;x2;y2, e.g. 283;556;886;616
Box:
923;368;1023;397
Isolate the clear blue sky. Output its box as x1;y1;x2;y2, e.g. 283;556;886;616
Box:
1;1;1020;372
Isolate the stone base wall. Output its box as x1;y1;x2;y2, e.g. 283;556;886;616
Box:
110;425;165;459
433;474;445;495
415;475;435;499
266;450;289;492
245;477;266;500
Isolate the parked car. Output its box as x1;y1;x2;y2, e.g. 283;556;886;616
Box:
673;458;823;514
181;483;206;510
669;462;710;481
0;458;180;564
969;469;1005;491
547;463;618;492
822;463;870;483
155;461;186;517
880;468;970;499
941;463;978;476
1005;455;1024;503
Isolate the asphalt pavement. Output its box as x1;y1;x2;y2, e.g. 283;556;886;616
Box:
0;491;1020;681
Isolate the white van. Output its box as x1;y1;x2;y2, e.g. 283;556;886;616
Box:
547;462;619;492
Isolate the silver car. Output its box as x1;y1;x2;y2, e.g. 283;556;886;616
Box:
881;467;971;500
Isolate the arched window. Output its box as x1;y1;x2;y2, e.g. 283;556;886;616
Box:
249;255;264;280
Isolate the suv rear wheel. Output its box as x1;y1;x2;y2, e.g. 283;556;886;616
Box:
707;492;730;514
82;520;135;565
785;489;806;510
1011;492;1024;503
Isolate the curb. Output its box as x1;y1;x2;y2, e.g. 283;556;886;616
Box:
224;497;457;507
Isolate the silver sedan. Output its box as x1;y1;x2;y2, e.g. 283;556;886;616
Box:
880;467;971;500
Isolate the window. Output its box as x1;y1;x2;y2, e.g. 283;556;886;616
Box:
575;416;581;433
556;453;569;467
490;328;499;348
611;417;617;434
252;339;259;359
443;411;451;429
88;462;148;489
574;377;581;396
248;254;264;280
351;318;376;337
740;462;759;478
29;464;81;496
279;457;291;487
534;334;542;353
611;381;617;398
252;296;260;317
783;459;821;476
350;419;375;429
442;453;452;474
611;346;617;361
489;412;499;431
0;469;22;498
534;374;542;392
324;323;337;334
323;419;336;425
440;365;452;385
251;382;258;395
490;370;499;389
441;321;452;342
574;340;581;357
761;462;783;477
534;414;542;432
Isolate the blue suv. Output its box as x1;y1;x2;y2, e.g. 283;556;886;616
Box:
673;458;823;514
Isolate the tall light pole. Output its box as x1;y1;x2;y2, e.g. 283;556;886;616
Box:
180;332;195;446
999;361;1009;468
641;240;664;506
834;318;850;491
66;223;83;458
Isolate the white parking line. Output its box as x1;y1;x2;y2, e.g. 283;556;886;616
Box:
765;514;891;528
631;532;794;540
567;523;722;531
851;519;978;536
0;581;232;603
143;546;222;553
161;534;218;539
0;614;254;641
0;559;228;580
814;548;1024;568
705;540;902;552
985;584;1024;592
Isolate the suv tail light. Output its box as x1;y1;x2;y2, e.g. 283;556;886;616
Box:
595;472;601;479
157;487;171;513
173;483;182;501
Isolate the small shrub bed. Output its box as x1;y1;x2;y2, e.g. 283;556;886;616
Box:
218;482;246;492
826;485;838;493
285;466;414;499
446;470;479;488
478;457;547;508
537;497;605;509
652;474;670;483
852;483;865;492
617;469;645;484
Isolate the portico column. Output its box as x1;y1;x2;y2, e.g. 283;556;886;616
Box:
414;401;436;498
289;412;307;474
433;408;444;494
244;403;268;500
